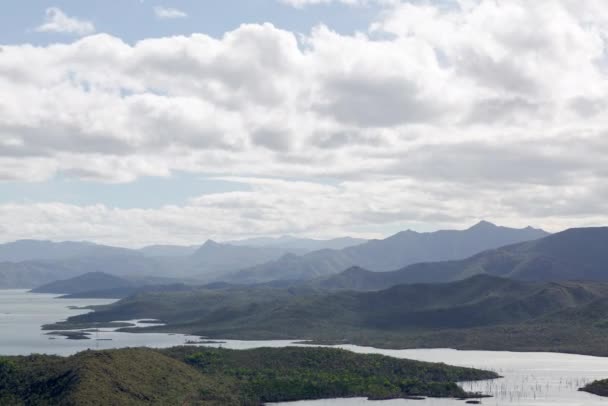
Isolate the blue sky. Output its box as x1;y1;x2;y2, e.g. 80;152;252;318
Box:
2;0;380;45
0;0;382;211
1;1;607;246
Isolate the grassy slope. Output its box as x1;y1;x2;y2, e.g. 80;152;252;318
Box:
0;347;497;405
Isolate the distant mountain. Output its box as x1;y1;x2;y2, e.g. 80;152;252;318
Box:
227;236;368;252
0;239;303;288
138;244;200;257
30;271;201;299
0;261;74;289
0;249;168;289
318;227;608;290
184;240;305;279
31;272;135;295
0;240;133;262
228;221;549;283
0;223;551;289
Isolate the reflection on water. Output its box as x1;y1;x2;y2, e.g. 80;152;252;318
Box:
2;290;608;405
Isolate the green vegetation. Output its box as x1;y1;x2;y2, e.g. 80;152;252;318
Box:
0;347;497;405
49;274;608;357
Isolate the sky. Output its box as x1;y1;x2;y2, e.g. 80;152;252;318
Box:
1;0;608;247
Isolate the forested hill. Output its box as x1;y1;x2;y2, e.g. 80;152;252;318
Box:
0;347;496;405
52;274;608;356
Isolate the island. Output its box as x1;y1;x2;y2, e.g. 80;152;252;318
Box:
0;346;497;405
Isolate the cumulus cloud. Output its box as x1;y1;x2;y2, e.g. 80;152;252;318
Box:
35;7;95;36
153;6;188;19
3;0;608;242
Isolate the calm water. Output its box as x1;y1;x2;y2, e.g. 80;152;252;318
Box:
269;347;608;405
1;290;608;405
0;289;203;355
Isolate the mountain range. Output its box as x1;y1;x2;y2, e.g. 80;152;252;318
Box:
316;227;608;291
0;221;548;289
227;221;549;283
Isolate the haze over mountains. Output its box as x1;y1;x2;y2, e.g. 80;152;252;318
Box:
0;235;363;289
0;221;549;290
11;222;608;363
317;227;608;291
229;221;549;283
0;240;133;263
48;225;608;357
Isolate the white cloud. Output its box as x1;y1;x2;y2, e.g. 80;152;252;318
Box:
2;176;606;247
35;7;95;36
3;1;608;242
278;0;394;8
153;6;188;19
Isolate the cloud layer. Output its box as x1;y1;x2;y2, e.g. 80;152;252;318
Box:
3;0;608;244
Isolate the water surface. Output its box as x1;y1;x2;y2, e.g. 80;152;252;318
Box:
0;289;201;355
1;290;608;405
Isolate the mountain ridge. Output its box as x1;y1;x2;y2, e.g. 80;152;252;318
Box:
227;221;549;283
315;227;608;291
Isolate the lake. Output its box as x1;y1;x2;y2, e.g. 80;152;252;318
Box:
0;289;204;355
1;289;608;405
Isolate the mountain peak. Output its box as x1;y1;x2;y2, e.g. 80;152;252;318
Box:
203;240;220;247
469;220;497;230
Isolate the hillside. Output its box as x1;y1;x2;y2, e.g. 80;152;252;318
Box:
318;227;608;290
30;272;199;298
31;272;135;295
0;347;496;405
228;221;548;283
52;274;608;356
